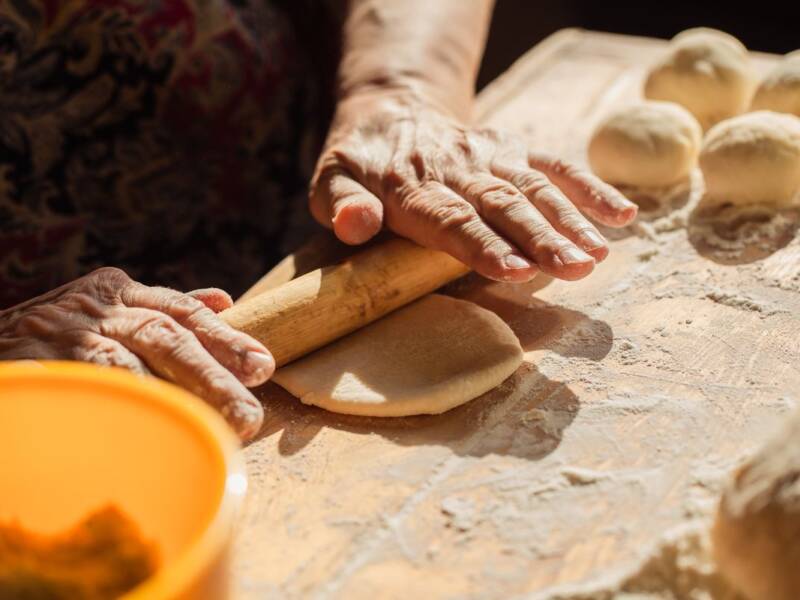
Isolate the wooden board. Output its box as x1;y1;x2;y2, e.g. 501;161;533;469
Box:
232;30;800;598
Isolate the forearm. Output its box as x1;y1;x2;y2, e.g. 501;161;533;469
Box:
337;0;495;120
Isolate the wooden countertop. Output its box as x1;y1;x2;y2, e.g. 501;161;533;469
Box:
232;29;798;599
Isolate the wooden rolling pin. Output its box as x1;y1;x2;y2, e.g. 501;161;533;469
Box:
220;238;469;367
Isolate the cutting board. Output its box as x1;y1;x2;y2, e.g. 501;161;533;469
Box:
232;29;800;599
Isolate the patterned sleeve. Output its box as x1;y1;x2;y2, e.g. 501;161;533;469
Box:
0;0;343;308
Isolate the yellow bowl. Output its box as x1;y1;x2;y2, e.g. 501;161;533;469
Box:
0;361;246;599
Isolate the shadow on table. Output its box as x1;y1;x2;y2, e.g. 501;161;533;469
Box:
599;179;695;242
686;202;800;266
458;278;614;359
251;363;577;461
248;282;613;462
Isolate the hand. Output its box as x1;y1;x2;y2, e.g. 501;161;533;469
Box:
310;91;637;282
0;268;273;440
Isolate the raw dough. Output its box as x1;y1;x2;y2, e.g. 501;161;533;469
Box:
751;50;800;117
712;408;800;600
272;294;523;417
587;101;702;188
644;28;756;129
699;110;800;207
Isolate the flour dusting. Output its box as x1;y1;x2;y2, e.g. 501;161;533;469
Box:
704;289;785;316
524;524;741;600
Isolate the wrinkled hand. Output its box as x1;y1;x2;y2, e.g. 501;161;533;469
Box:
310;91;637;281
0;268;273;440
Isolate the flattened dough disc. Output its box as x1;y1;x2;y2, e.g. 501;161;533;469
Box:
272;294;523;417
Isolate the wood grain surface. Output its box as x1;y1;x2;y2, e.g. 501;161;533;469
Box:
231;30;799;599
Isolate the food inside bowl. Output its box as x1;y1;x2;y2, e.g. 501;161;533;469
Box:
0;505;159;599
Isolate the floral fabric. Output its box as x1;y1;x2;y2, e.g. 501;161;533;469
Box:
0;0;341;308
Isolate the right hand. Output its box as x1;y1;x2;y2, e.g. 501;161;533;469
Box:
310;91;638;283
0;268;273;440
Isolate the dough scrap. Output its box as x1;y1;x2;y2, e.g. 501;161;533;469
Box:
699;110;800;207
272;294;523;417
588;100;702;188
644;28;756;129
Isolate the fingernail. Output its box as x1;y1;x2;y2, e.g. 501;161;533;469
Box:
503;255;532;270
560;246;593;264
245;350;275;377
581;230;607;251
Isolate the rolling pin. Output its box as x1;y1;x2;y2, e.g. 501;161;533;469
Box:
219;238;469;367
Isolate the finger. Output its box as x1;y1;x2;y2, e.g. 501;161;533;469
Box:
492;164;609;263
68;331;152;375
331;176;384;245
100;308;264;440
385;181;537;282
528;153;638;226
187;288;234;313
121;285;274;387
452;173;596;281
311;166;384;245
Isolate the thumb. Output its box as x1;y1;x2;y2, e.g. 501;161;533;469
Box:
311;167;384;245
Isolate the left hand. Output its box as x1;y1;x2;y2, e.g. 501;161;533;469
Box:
310;90;637;282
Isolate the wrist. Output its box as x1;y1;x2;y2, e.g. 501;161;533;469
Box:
337;64;474;121
335;78;468;123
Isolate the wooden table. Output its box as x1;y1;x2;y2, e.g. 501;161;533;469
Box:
232;30;800;599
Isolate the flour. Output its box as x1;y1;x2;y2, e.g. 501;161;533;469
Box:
502;177;798;599
704;288;787;316
561;466;609;486
688;205;799;263
522;523;742;600
620;169;799;267
232;36;800;600
441;497;479;532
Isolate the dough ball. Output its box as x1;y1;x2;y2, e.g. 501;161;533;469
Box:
699;111;800;206
272;294;523;417
587;101;702;188
644;28;756;129
751;50;800;117
712;408;800;600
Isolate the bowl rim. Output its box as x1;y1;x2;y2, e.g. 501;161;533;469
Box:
0;360;246;600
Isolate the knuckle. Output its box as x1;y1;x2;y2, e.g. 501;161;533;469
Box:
476;188;527;221
64;291;106;317
131;314;183;345
78;338;128;367
381;166;413;197
558;160;583;178
472;236;510;265
525;220;557;241
88;266;130;286
408;149;426;180
198;319;235;346
436;151;463;177
515;172;553;198
311;151;350;189
542;194;580;219
90;266;128;280
167;294;207;320
562;216;592;233
529;228;565;250
86;267;130;303
203;370;239;397
548;157;582;179
433;200;479;234
534;187;567;207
